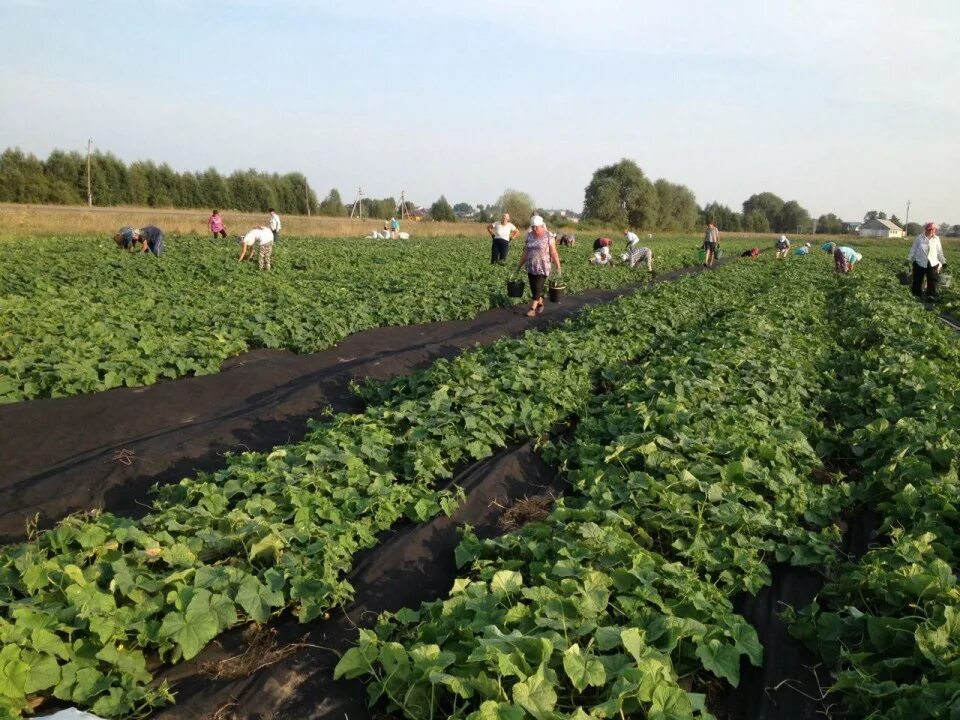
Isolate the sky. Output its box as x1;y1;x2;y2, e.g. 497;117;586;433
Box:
1;0;958;223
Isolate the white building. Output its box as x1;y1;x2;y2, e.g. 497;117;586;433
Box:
859;218;905;238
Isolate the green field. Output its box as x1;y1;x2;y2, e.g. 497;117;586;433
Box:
0;234;754;403
1;237;959;719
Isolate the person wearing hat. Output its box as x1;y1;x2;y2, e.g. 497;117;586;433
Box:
590;244;614;265
794;242;812;256
833;245;862;274
623;230;654;273
238;226;274;270
820;241;835;253
516;215;561;317
774;233;791;259
908;222;947;300
487;212;519;264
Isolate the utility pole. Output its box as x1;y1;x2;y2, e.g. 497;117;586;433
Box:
86;138;93;207
905;200;911;230
399;190;408;220
350;187;364;221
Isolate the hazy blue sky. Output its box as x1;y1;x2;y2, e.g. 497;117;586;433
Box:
1;0;957;222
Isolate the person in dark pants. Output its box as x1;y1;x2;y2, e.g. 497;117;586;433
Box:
516;215;561;317
487;213;519;264
208;210;227;238
135;226;165;256
908;222;946;300
269;209;282;243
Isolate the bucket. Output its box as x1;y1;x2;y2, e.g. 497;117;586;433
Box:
548;282;566;303
697;248;706;263
506;278;524;298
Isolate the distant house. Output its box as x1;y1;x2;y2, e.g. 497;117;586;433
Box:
544;209;581;224
842;221;862;234
859;218;905;238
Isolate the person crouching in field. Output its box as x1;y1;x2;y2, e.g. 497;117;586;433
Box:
794;242;812;256
774;234;791;259
516;215;561;317
209;210;227;239
833;245;862;274
115;226;137;251
590;237;614;265
137;226;165;256
623;231;654;273
239;227;274;270
741;247;760;258
115;226;164;256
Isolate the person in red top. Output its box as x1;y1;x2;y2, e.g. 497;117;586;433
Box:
208;210;227;239
592;237;612;251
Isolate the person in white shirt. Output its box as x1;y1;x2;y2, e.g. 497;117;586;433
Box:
239;227;275;270
487;213;519;264
775;234;791;259
268;209;282;243
590;245;613;265
908;222;947;300
622;231;654;272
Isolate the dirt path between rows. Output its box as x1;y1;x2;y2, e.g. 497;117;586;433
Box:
0;263;719;542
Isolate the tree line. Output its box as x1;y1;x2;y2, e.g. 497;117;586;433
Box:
0;147;317;214
4;147;953;235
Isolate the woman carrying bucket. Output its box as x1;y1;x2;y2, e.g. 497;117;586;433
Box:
516;215;562;317
703;221;720;266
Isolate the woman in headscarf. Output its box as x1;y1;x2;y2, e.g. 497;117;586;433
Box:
908;222;947;300
516;215;562;317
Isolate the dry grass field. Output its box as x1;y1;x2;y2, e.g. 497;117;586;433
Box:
0;203;499;239
3;203;944;251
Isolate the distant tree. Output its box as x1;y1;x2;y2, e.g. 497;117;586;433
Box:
864;210;887;222
905;222;922;236
816;213;843;234
0;144;314;213
779;200;811;234
318;188;346;216
654;179;699;231
452;202;475;215
742;192;785;231
889;214;902;227
743;209;770;233
582;159;659;229
701;202;742;232
429;195;457;222
0;148;48;203
495;189;536;225
43;149;84;204
198;168;230;209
